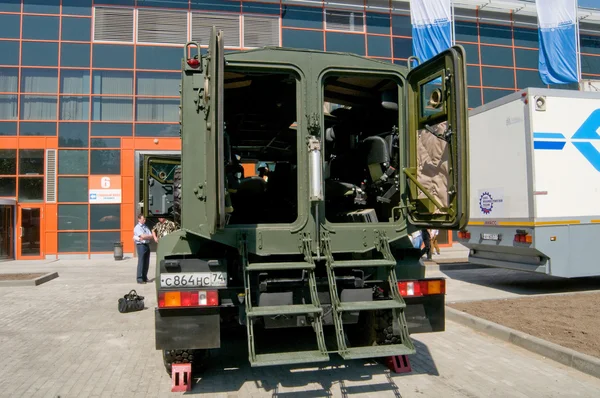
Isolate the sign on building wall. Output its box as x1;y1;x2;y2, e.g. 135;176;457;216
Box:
89;176;122;204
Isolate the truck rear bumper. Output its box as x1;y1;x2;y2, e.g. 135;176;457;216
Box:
155;308;221;350
404;294;445;334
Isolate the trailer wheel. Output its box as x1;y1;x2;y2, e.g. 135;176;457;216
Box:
172;166;182;226
162;349;208;376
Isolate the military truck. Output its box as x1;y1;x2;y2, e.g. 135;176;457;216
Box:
147;27;469;375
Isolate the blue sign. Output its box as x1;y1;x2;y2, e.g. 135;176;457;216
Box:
90;193;97;200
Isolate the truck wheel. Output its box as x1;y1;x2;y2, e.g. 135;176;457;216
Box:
172;166;182;226
162;349;207;376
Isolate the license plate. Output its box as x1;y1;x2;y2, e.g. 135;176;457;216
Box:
481;233;501;241
160;272;227;288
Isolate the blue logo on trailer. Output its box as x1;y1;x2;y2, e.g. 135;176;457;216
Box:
534;109;600;172
479;192;494;214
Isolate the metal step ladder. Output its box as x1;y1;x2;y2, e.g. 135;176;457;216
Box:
239;233;330;367
321;230;416;360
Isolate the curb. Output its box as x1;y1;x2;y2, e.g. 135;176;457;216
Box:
446;306;600;380
0;272;59;287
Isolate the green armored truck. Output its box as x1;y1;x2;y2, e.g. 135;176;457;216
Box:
145;27;469;375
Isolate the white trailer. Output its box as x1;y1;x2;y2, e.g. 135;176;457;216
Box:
460;88;600;278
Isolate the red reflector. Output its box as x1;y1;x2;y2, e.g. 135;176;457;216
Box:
187;58;200;68
207;290;218;306
397;279;445;297
158;292;165;308
181;291;193;306
398;282;408;297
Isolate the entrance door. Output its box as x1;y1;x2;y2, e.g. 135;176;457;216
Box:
0;205;14;260
17;206;43;259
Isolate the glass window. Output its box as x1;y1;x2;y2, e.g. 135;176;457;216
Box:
0;122;17;136
63;0;92;16
19;149;44;175
59;122;89;148
61;17;91;41
23;0;60;14
61;44;91;68
0;68;19;93
91;138;120;148
58;149;88;175
282;5;323;29
0;149;16;174
21;69;59;94
281;29;323;51
516;70;546;89
58;177;88;202
514;27;539;49
0;178;16;197
18;177;44;201
22;42;59;67
91;231;120;252
581;55;600;76
92;97;133;121
91;150;120;174
136;98;179;122
20;95;58;120
92;45;134;69
326;32;365;56
19;122;57;136
58;232;88;252
393;37;411;59
468;87;482;109
515;48;538;69
60;97;89;121
455;21;478;42
0;0;20;12
482;67;515;89
92;71;133;95
60;70;90;94
481;45;513;67
91;123;132;137
136;72;180;96
467;66;481;86
90;204;120;230
143;0;188;8
483;88;513;104
191;0;240;12
366;12;390;35
581;35;600;56
135;124;179;137
243;2;279;14
479;24;512;46
0;95;18;120
391;14;411;37
0;14;20;39
136;46;182;71
0;41;20;65
58;204;88;230
367;35;391;58
461;43;480;65
22;16;60;41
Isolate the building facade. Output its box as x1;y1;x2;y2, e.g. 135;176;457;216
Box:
0;0;599;260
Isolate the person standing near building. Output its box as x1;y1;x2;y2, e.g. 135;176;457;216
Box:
133;214;153;284
152;216;179;242
429;229;441;257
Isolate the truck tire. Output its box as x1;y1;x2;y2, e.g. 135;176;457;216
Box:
173;166;182;226
162;349;208;376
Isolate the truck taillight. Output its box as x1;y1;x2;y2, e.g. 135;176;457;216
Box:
458;231;471;239
158;290;219;308
514;232;533;243
186;58;200;68
398;279;445;297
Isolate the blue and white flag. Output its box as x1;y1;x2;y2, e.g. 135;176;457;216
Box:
410;0;452;64
536;0;580;85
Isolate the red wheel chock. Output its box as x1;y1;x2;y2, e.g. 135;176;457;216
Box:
386;355;412;374
171;363;192;392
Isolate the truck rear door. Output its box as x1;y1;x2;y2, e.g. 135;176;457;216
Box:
405;46;469;230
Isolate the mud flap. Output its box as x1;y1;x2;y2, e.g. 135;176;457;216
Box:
403;294;445;334
155;309;221;350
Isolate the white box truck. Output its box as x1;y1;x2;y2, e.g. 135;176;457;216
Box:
460;88;600;278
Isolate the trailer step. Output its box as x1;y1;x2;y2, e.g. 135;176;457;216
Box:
246;262;315;271
338;299;405;312
251;351;330;367
341;344;415;360
330;259;396;268
247;304;323;317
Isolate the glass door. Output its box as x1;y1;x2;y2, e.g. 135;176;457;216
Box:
0;205;14;260
17;206;43;259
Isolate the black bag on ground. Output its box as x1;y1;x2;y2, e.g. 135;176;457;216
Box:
118;290;145;313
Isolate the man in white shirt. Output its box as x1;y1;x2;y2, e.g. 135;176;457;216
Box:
133;214;153;284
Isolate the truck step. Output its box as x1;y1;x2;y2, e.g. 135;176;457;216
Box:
338;299;405;312
330;259;396;268
247;304;323;317
246;262;315;271
341;344;415;360
251;351;330;367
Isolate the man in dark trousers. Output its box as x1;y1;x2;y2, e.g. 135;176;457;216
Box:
133;214;153;284
421;228;432;260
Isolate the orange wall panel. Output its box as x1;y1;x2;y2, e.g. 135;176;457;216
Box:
134;138;181;150
17;137;46;149
45;137;58;148
121;150;134;177
121;138;134;149
0;137;18;148
122;176;135;204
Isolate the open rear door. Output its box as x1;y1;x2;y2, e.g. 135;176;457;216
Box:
142;154;181;219
404;46;469;229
